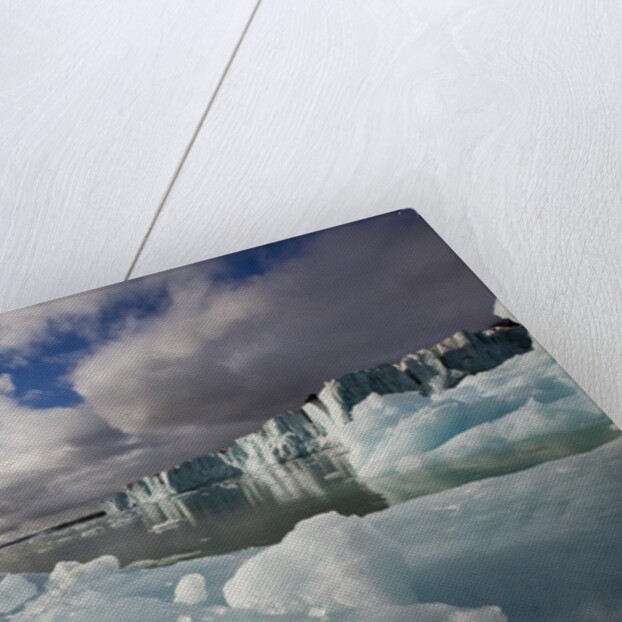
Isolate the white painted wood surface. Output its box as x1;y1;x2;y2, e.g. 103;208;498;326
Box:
0;0;256;311
133;0;622;424
1;1;620;424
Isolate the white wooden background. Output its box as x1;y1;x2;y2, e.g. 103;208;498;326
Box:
1;0;620;425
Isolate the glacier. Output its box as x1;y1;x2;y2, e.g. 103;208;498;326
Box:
99;319;613;534
103;321;533;516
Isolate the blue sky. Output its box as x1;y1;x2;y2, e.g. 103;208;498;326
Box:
0;232;306;410
2;291;168;409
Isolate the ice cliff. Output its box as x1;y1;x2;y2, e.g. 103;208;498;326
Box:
103;322;531;513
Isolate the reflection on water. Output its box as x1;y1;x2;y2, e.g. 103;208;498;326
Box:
1;424;618;574
0;449;387;573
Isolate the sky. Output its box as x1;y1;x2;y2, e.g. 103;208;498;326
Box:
0;210;496;538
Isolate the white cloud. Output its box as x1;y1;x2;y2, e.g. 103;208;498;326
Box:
71;271;268;436
0;373;14;395
0;394;130;536
0;272;169;359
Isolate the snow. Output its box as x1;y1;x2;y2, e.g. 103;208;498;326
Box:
305;323;531;430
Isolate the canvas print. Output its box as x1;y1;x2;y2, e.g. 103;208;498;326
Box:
0;210;620;621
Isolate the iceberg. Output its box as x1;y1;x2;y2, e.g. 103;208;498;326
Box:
222;511;416;613
337;344;611;479
174;573;207;605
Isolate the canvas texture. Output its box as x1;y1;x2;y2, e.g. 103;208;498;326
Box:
0;210;620;621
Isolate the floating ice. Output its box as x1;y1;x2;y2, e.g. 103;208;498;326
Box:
104;322;531;512
340;346;609;478
174;573;207;605
48;555;120;592
0;575;37;614
369;437;622;622
223;511;414;614
3;329;620;621
338;603;506;622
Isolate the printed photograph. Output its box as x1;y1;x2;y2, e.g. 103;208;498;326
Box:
0;210;620;621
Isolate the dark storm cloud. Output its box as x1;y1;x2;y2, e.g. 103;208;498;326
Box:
0;211;497;531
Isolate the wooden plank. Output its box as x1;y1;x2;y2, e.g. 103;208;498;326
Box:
0;0;256;312
134;0;622;424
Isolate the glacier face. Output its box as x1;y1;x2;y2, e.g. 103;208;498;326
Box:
103;322;532;514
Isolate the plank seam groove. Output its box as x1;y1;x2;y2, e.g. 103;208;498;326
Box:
123;0;264;281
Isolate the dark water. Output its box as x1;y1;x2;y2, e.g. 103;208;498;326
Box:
1;424;618;574
0;449;387;573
